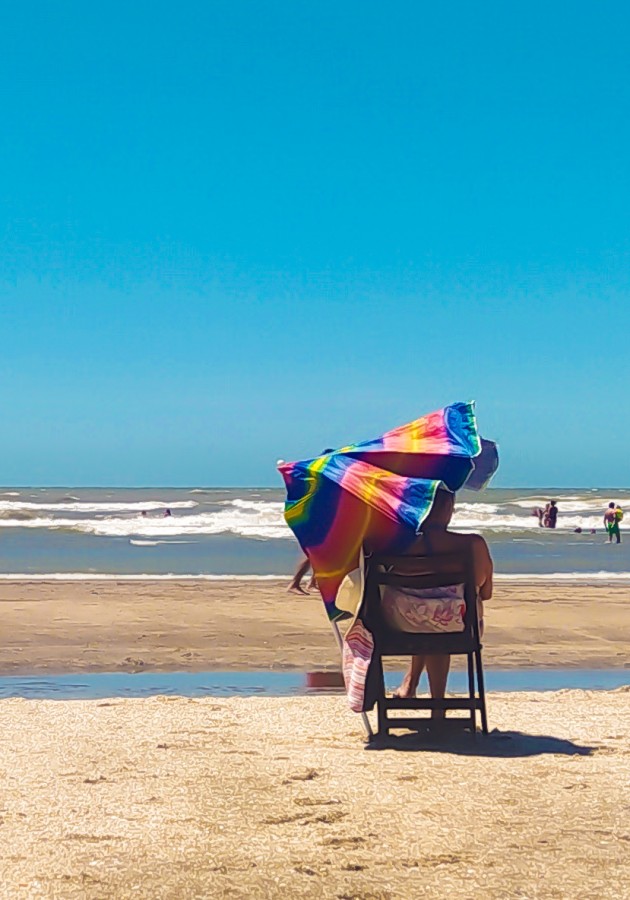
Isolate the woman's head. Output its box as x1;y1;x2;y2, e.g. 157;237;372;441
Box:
424;489;455;527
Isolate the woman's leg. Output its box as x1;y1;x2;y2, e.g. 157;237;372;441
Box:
394;655;425;698
477;599;485;637
426;654;451;718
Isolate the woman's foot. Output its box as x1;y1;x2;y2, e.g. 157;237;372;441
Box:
393;674;419;699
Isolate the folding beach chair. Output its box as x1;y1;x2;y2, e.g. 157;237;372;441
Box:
361;549;488;737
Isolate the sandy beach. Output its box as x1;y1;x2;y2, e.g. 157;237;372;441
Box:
1;691;629;898
2;579;630;898
1;579;630;674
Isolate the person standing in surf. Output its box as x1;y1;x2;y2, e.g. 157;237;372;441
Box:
546;499;558;529
604;502;622;544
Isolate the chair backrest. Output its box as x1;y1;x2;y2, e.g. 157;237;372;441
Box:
362;548;480;651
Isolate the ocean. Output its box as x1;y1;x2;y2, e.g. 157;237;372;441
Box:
1;486;630;580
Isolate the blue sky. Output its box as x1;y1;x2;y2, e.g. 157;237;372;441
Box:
1;1;629;487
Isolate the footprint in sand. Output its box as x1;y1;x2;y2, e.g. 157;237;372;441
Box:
122;657;145;669
283;769;320;784
312;811;347;825
263;812;311;825
263;809;347;826
294;798;340;807
324;836;365;849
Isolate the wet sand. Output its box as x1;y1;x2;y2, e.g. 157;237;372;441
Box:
1;691;629;898
2;579;630;674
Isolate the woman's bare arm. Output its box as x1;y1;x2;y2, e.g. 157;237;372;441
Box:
473;535;494;601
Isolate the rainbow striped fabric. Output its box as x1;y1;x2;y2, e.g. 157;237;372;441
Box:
278;402;497;620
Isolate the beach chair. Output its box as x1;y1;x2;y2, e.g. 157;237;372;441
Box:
362;549;488;738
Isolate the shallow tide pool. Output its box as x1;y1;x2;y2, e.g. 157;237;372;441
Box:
0;668;628;700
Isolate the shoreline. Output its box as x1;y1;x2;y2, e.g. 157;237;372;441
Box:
2;578;630;676
1;571;630;581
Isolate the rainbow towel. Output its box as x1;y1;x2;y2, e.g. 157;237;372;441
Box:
278;402;497;620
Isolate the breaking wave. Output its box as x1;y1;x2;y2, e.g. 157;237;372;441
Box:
0;498;289;539
0;571;628;582
0;573;289;581
0;500;197;513
0;486;629;545
0;493;624;539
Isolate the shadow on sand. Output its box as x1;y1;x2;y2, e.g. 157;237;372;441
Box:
366;728;595;758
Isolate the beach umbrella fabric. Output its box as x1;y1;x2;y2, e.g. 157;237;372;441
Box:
278;402;498;620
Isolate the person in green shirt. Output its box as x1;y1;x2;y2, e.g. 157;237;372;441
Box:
604;502;622;544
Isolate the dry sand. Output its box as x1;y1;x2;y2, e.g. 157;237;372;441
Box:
1;691;630;899
1;579;630;674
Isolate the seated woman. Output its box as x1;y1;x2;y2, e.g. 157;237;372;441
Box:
391;489;493;709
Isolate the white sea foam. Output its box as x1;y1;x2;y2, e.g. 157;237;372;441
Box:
0;495;624;540
0;571;628;582
0;573;289;581
0;499;290;539
451;510;604;532
510;497;620;513
494;572;630;582
129;539;199;546
0;500;198;513
450;501;606;532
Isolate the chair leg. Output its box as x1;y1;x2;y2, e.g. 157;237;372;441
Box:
376;655;388;738
475;648;489;734
467;653;476;733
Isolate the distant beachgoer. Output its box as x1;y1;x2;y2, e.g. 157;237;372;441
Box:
604;502;622;544
288;556;316;595
537;500;558;529
164;508;172;517
141;510;148;517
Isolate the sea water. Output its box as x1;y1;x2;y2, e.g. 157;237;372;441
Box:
2;486;628;700
1;669;628;700
1;486;630;579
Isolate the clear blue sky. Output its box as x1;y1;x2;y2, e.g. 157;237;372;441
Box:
1;1;629;487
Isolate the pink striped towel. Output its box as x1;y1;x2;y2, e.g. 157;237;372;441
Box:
342;620;375;712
